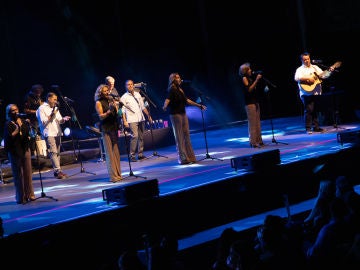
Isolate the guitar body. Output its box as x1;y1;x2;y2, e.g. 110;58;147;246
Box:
299;61;342;95
300;77;322;94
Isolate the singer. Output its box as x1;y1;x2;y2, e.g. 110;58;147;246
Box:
120;79;152;162
105;75;120;98
36;92;71;179
23;84;44;141
105;75;126;119
94;84;125;182
162;72;206;165
238;62;265;148
294;52;334;134
3;103;35;203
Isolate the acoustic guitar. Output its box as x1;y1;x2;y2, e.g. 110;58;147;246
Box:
300;61;342;93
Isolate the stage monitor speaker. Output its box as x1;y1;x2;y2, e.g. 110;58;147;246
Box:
102;179;159;205
230;149;281;171
337;129;360;146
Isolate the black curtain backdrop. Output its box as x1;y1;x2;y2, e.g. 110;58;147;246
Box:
1;0;359;136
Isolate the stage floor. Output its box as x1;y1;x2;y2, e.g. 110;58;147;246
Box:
1;115;359;238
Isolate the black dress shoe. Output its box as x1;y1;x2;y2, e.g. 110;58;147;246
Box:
250;143;261;148
17;200;27;205
313;127;324;133
180;160;191;165
110;178;122;183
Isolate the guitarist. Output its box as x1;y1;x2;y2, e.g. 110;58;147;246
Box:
294;52;335;134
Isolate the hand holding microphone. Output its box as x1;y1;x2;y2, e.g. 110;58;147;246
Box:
49;102;59;120
109;102;116;112
251;70;263;82
252;70;263;75
255;73;262;82
109;93;120;100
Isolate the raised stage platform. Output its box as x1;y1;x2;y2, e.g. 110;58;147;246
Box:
1;115;360;269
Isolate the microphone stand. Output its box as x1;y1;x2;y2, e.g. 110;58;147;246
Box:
68;136;96;177
139;87;168;159
121;120;146;180
264;84;288;145
31;134;58;202
54;87;77;159
57;92;95;177
194;91;223;162
261;75;277;89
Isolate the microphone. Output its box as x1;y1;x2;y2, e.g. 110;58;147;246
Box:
109;94;124;107
64;96;75;103
311;59;323;64
124;128;133;138
134;82;147;88
16;113;28;118
181;80;192;83
109;93;120;98
252;71;263;75
264;85;270;93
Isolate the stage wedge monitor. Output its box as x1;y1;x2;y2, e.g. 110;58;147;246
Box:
337;129;360;146
230;149;281;171
102;179;159;205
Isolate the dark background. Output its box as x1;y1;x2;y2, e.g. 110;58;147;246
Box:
1;0;359;135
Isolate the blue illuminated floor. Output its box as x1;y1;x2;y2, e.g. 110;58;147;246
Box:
0;115;359;238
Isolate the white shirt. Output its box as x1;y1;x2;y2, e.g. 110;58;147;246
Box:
294;64;324;97
36;102;64;137
120;91;146;123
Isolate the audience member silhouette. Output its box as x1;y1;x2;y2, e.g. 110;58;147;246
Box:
335;175;359;201
212;227;239;270
147;233;186;270
306;197;354;269
343;189;360;235
302;179;336;243
252;214;306;270
118;249;146;270
345;233;360;269
226;238;257;270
